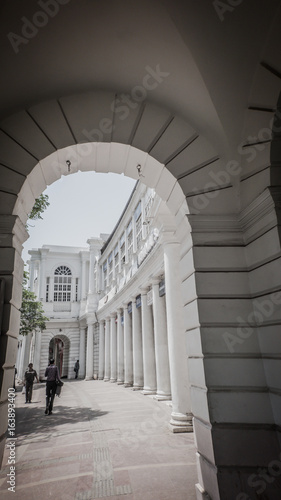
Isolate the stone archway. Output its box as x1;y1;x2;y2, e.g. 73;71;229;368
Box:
0;92;281;498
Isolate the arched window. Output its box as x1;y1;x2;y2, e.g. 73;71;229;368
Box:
54;266;72;302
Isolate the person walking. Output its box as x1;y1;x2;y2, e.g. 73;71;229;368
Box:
74;359;80;379
45;358;63;415
24;363;39;403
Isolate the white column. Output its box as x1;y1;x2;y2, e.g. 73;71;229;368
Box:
152;278;171;400
81;252;87;300
33;330;42;378
39;253;47;300
19;332;32;380
98;320;105;379
79;326;86;378
163;239;193;431
85;321;94;380
110;314;117;382
29;260;35;292
104;318;111;381
132;298;143;390
117;309;124;384
123;304;133;387
141;288;157;394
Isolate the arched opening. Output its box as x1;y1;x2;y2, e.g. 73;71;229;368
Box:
49;333;69;378
1;90;281;499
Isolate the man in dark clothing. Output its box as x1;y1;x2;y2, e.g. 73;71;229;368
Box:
45;358;63;415
24;363;39;403
74;359;80;379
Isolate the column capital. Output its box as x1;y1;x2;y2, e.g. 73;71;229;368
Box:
140;286;149;295
116;308;122;315
151;276;163;286
86;314;96;326
110;312;116;319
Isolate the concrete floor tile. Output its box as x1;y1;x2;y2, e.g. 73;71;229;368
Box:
0;380;197;500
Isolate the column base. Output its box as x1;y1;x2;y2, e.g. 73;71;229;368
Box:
98;377;104;380
153;393;172;401
141;389;156;395
117;381;124;385
132;385;143;391
124;382;133;388
110;378;117;383
103;377;110;382
169;412;193;433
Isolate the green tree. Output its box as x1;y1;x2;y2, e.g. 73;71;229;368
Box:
26;193;50;231
20;272;48;336
28;193;50;221
21;194;50;334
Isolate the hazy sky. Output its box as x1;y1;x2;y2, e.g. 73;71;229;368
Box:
22;171;136;264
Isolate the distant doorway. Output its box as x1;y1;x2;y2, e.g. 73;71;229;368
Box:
49;337;69;377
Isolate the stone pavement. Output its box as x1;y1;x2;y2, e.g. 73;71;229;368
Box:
0;380;197;500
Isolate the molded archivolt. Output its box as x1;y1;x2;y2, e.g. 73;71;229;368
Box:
0;91;232;223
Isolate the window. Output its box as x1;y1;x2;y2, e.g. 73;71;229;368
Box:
46;277;49;302
114;243;119;276
75;278;78;301
120;233;125;270
145;192;154;217
53;266;72;302
108;253;113;285
103;261;107;288
127;220;133;260
135;201;142;250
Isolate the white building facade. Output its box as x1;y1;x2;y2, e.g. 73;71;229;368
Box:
19;181;193;432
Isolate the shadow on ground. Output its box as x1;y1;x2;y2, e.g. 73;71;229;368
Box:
14;404;108;440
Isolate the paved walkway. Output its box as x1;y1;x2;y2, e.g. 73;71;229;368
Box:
0;380;197;500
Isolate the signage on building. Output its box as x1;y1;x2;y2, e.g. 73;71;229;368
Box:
136;295;141;308
128;302;132;314
147;289;153;306
159;279;165;297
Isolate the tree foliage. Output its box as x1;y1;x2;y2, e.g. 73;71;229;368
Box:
28;194;50;221
20;272;48;336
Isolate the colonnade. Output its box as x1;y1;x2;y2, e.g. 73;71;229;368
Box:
85;240;193;431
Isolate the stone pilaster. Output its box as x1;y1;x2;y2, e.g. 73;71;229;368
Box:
85;320;94;380
79;326;86;378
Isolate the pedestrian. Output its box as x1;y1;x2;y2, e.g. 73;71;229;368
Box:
45;358;63;415
74;359;80;379
24;363;39;403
